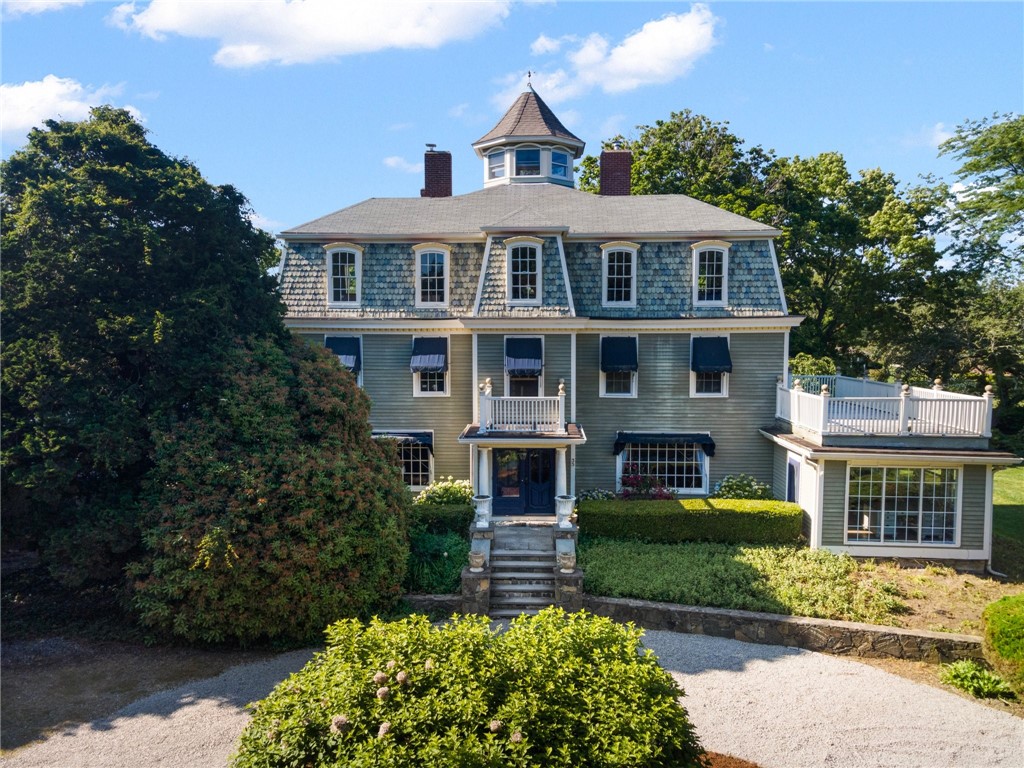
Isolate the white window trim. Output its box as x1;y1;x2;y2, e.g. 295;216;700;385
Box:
411;334;451;398
692;239;730;307
504;236;544;306
689;333;730;398
601;241;639;309
550;146;572;181
599;333;638;398
513;144;543;177
503;334;544;397
615;443;709;496
325;242;363;307
842;462;963;548
412;243;451;309
324;333;362;388
487;149;507;180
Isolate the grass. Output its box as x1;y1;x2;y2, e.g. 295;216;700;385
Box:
993;466;1024;580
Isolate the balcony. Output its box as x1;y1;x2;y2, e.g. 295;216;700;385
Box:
776;375;993;440
477;378;567;434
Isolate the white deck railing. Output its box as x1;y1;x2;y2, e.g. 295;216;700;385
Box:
778;375;993;438
478;378;567;434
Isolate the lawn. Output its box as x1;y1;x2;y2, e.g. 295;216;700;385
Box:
993;466;1024;580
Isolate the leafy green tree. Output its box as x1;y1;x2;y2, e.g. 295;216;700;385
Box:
937;113;1023;277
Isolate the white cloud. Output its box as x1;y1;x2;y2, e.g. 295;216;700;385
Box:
383;156;423;174
0;75;139;145
449;103;470;119
531;33;562;55
901;122;954;150
110;0;511;67
248;211;282;234
2;0;84;18
495;4;718;106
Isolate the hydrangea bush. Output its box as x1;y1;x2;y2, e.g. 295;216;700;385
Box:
233;609;705;768
710;474;773;500
413;476;474;506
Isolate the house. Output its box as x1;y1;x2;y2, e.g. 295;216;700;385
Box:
278;87;1018;580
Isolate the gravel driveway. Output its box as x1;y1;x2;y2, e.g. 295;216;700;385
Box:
3;632;1022;768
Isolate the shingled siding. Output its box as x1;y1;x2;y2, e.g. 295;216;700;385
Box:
280;241;483;319
360;333;473;481
475;236;572;317
820;461;988;552
475;333;573;398
573;331;784;492
565;240;784;319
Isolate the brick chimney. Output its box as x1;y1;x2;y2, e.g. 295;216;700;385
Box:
599;148;632;196
420;144;452;198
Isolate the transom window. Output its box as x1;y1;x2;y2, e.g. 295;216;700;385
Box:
846;466;959;545
515;148;541;176
326;243;363;305
488;151;505;179
551;150;570;178
692;241;730;305
602;242;638;307
413;244;450;308
620;443;707;493
506;238;542;304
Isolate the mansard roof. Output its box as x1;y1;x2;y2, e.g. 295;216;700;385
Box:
472;87;584;157
280;183;781;240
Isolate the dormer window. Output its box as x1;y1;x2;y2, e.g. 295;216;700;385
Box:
413;243;450;308
692;240;730;306
488;151;505;179
515;148;541;176
601;241;639;308
505;236;543;305
325;242;363;306
551;150;570;179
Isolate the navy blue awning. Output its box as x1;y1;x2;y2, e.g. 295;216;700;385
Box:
691;337;732;373
612;432;716;457
325;336;361;373
505;337;543;377
373;431;433;451
409;336;448;373
601;336;638;373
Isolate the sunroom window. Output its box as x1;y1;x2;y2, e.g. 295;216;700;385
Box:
846;466;959;545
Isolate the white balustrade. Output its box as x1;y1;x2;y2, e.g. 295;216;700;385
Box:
477;379;567;434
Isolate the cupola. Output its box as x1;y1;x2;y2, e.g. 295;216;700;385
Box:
472;85;585;188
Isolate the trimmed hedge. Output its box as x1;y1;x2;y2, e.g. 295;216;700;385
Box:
407;503;474;535
982;594;1024;698
577;498;803;545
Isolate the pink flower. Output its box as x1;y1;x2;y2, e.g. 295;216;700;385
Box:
396;671;409;685
511;730;523;743
489;720;502;733
373;671;388;685
386;660;397;670
378;722;391;738
424;659;434;671
376;686;390;700
330;714;351;734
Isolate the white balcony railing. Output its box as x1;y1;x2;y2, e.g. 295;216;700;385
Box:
477;378;567;434
778;375;993;438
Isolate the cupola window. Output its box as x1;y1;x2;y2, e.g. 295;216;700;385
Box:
514;148;541;176
551;150;570;179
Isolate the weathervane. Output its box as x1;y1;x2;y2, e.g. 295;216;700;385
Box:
527;70;533;89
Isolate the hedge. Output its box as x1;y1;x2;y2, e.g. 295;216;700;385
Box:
982;594;1024;697
577;498;803;545
407;503;474;535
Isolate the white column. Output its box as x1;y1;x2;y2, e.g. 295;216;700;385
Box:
477;447;491;497
555;446;567;496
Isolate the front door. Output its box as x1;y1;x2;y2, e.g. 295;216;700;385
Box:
492;448;555;516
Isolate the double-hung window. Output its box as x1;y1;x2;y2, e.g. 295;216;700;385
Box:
551;150;570;179
690;336;731;398
326;242;363;306
600;335;638;397
410;336;449;397
601;242;638;307
373;432;433;490
413;243;450;308
505;236;543;305
488;151;505;179
325;335;362;386
846;466;960;545
692;240;729;306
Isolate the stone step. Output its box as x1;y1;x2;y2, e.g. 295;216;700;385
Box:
491;594;555;607
489;608;543;619
491;570;556;582
492;583;555;597
490;549;556;560
488;558;556;569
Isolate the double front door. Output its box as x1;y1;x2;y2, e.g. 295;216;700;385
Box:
492;448;554;516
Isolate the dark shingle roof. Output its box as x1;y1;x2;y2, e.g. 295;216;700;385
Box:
473;88;583;150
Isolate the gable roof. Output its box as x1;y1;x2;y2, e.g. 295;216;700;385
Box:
280;183;781;240
472;88;584;156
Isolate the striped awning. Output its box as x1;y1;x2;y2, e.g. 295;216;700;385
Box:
505;337;543;377
613;432;716;457
691;337;732;373
325;336;361;372
409;336;448;373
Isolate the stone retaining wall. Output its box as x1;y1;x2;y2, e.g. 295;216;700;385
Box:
583;596;983;663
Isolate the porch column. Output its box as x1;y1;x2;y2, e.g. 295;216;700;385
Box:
555;446;568;496
477;447;491;497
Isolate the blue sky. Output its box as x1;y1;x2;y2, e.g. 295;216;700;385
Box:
3;1;1022;234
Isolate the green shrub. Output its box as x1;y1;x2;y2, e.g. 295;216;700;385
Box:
983;594;1024;697
940;659;1015;699
578;498;803;545
578;488;616;501
789;353;837;376
710;474;772;500
404;531;469;594
413;476;474;506
407;503;474;535
128;338;409;645
233;609;705;768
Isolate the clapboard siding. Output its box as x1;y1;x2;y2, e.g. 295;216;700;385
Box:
772;444;788;501
820;461;847;546
476;333;572;398
574;331;785;492
961;464;986;549
361;333;473;481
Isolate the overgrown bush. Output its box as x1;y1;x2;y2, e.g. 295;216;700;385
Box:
404;531;468;594
578;498;803;545
983;594;1024;697
710;474;772;500
407;503;474;535
940;659;1015;699
233;609;705;768
413;476;474;506
789;353;837;376
128;337;409;645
